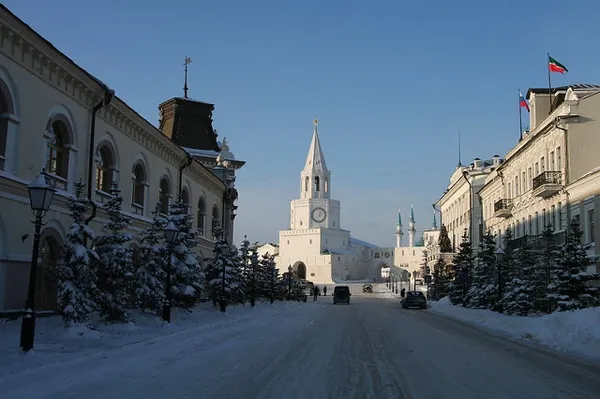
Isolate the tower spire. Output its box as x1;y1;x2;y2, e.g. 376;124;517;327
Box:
432;208;438;229
408;204;416;247
396;208;404;248
183;56;192;98
303;118;328;172
457;130;462;167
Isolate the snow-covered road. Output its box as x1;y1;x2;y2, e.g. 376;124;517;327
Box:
1;284;599;398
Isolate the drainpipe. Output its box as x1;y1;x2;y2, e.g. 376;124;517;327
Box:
178;153;193;196
554;116;571;234
85;87;115;226
462;170;473;243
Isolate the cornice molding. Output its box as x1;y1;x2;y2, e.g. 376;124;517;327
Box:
0;14;225;195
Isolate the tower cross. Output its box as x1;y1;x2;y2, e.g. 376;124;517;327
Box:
183;56;192;98
313;118;319;131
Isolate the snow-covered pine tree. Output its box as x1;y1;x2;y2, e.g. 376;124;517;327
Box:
468;230;497;309
538;224;561;313
206;228;243;311
448;229;473;305
237;236;252;299
258;253;279;301
438;224;453;253
430;257;449;300
94;182;135;322
135;202;167;314
502;234;539;316
168;196;204;310
56;180;99;326
419;249;429;278
549;218;600;311
495;227;515;313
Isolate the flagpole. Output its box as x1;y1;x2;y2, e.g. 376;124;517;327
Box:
547;52;553;114
518;89;523;141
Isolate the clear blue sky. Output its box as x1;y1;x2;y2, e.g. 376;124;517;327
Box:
5;0;599;247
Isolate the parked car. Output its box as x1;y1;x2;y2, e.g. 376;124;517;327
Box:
401;290;427;309
290;288;307;302
362;284;373;293
333;285;351;304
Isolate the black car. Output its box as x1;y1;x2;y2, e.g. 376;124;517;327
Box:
401;290;427;309
333;285;351;304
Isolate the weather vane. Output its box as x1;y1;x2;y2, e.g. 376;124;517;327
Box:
183;56;192;98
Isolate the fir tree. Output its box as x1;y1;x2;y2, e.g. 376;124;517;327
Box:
539;224;561;313
430;257;449;300
168;196;204;309
448;229;473;305
468;230;497;309
549;218;600;311
259;253;279;301
206;228;243;311
419;249;429;278
438;224;453;253
135;203;167;314
94;182;135;322
237;236;252;299
502;234;539;316
56;181;99;326
496;228;515;313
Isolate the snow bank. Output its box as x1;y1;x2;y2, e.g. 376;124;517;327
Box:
0;300;301;376
429;297;600;362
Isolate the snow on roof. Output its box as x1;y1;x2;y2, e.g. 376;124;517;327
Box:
350;237;378;249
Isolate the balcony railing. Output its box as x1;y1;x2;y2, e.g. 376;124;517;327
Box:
509;230;566;249
493;199;513;218
532;171;562;198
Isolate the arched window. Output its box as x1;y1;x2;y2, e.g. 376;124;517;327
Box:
181;188;190;214
0;78;14;171
159;177;171;215
304;176;309;192
45;120;70;188
314;176;320;192
197;197;206;236
95;144;115;193
324;178;329;192
131;163;146;212
211;205;220;233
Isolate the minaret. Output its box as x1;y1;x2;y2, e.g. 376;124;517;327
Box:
395;209;404;248
408;204;416;247
300;119;330;200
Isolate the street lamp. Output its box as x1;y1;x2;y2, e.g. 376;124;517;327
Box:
269;256;275;304
494;247;505;311
249;251;258;307
162;220;179;323
287;265;292;301
20;171;56;352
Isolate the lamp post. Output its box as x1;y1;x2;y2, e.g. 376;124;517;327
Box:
395;272;399;293
162;221;179;323
20;171;56;352
270;260;275;304
249;252;258;307
287;265;292;301
494;248;505;312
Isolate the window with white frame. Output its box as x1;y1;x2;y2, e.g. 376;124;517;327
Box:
588;209;595;244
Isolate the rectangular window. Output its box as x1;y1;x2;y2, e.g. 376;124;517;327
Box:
541;157;545;172
535;212;539;235
557;147;562;170
550;205;555;229
542;209;546;230
588;209;595;243
557;202;562;230
550;151;555;170
515;176;519;196
508;182;512;198
528;215;532;235
535;162;539;176
528;167;532;190
522;171;526;192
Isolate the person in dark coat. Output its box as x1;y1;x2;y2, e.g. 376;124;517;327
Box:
313;285;320;301
322;286;327;296
401;288;406;298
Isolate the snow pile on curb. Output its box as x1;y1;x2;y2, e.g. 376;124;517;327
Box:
429;297;600;361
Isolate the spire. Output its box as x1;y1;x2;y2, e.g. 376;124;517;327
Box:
457;131;462;167
432;209;438;229
397;209;402;226
410;204;415;223
303;118;328;172
183;56;192;98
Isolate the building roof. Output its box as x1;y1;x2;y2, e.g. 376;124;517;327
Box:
526;84;600;99
350;237;378;249
303;122;328;172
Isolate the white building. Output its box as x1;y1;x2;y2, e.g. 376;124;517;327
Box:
436;156;502;253
0;6;243;312
479;84;600;274
276;120;389;283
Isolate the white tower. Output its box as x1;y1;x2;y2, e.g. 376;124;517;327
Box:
289;119;341;230
408;204;416;247
395;209;403;247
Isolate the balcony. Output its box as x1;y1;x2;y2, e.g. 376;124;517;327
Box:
532;171;562;198
493;199;513;218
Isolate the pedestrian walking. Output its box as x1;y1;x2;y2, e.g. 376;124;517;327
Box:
313;286;320;301
322;286;327;296
401;288;406;298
